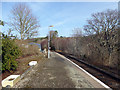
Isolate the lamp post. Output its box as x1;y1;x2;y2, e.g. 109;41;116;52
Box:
48;25;54;58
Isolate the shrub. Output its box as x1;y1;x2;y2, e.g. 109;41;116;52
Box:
2;36;21;72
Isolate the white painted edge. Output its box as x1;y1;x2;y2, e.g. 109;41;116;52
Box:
55;52;112;90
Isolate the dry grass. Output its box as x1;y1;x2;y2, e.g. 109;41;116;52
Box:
15;40;40;57
14;52;46;75
14;40;48;75
13;39;46;75
36;39;42;44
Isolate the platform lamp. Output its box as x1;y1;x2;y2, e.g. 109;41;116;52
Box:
48;25;54;58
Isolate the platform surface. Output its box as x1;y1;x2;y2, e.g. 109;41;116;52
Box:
13;52;107;88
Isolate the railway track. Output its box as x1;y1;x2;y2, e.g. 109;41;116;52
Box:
56;51;120;89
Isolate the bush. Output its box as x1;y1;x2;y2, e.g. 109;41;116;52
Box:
2;36;21;72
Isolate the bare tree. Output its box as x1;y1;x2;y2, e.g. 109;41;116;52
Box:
84;9;118;67
10;4;40;39
84;9;117;35
72;28;83;37
72;28;83;56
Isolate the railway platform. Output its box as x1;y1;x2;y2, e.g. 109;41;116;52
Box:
13;52;110;89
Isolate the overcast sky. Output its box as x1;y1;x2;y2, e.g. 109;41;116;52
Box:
1;2;118;37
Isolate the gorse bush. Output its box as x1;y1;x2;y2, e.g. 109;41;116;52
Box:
2;35;21;72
